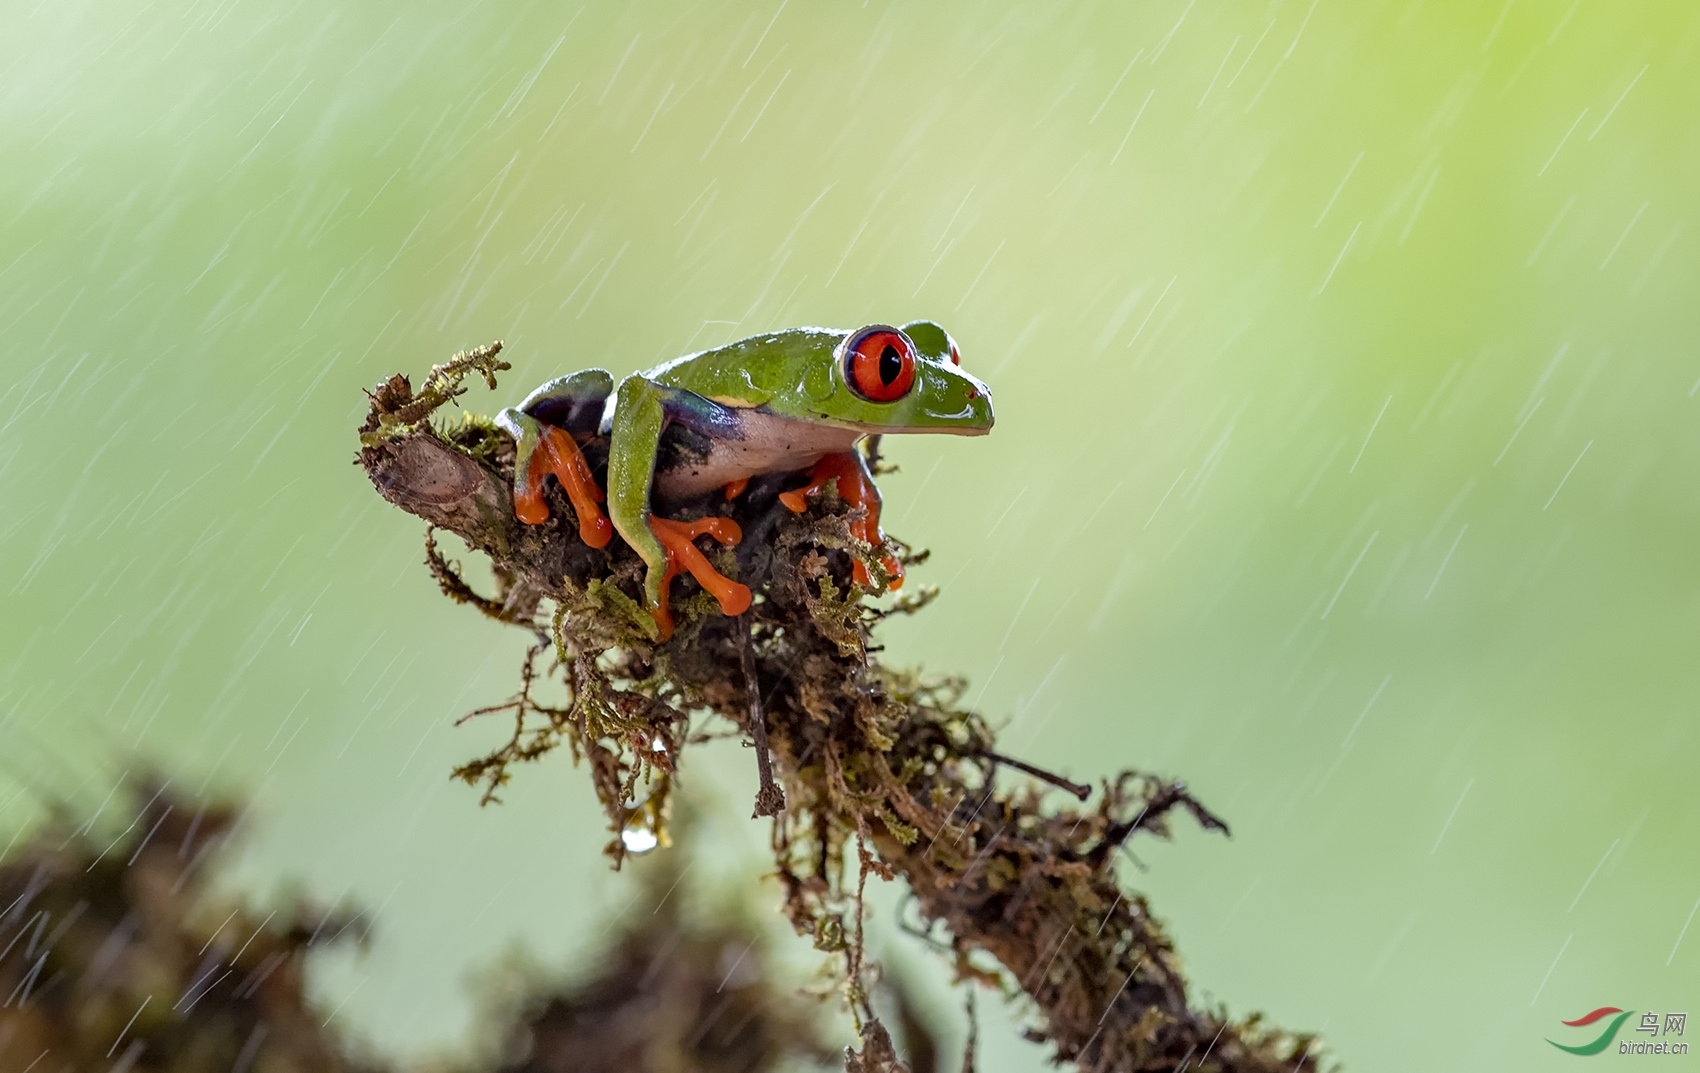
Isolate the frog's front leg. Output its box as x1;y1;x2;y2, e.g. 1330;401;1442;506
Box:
606;375;751;641
496;370;615;548
779;450;903;591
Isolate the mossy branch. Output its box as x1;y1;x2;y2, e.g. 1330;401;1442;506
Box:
355;351;1331;1073
359;341;510;447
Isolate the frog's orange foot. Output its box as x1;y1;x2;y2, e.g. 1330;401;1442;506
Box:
514;426;613;549
781;452;902;593
648;514;750;641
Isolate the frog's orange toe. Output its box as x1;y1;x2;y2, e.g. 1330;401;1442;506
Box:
514;470;551;526
779;487;811;513
649;560;679;642
648;515;750;640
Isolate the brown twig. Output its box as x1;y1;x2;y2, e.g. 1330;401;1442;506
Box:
740;612;786;818
978;748;1092;801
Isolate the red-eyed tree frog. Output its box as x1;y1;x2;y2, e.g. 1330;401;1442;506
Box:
495;322;993;640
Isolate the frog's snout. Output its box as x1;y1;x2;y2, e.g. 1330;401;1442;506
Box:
967;386;995;432
910;365;993;433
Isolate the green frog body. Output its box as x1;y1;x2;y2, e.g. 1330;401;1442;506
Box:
496;321;992;638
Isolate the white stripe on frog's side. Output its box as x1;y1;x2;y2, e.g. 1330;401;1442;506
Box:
653;406;861;501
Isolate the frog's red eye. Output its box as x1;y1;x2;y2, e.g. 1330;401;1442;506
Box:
948;339;962;366
842;326;916;403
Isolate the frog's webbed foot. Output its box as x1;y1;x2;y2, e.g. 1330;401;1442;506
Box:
497;408;613;547
646;515;750;641
496;370;615;548
780;450;903;591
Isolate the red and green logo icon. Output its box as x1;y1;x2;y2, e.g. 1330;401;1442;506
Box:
1548;1007;1634;1055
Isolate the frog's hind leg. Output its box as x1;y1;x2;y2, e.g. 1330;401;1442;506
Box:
605;375;751;641
495;369;614;547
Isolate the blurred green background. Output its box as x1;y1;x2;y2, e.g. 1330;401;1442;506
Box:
3;1;1697;1068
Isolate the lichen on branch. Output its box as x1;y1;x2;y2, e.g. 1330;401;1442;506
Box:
355;348;1331;1073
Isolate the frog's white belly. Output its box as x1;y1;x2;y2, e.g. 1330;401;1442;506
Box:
654;408;861;500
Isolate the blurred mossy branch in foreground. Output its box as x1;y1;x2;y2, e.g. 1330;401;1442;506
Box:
0;782;840;1073
469;803;839;1073
0;782;379;1073
355;349;1332;1073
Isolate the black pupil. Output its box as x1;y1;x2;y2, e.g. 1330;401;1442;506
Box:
878;344;902;385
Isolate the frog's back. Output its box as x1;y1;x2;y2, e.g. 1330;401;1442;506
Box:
646;327;844;402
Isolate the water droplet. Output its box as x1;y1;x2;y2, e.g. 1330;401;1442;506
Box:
620;824;659;854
